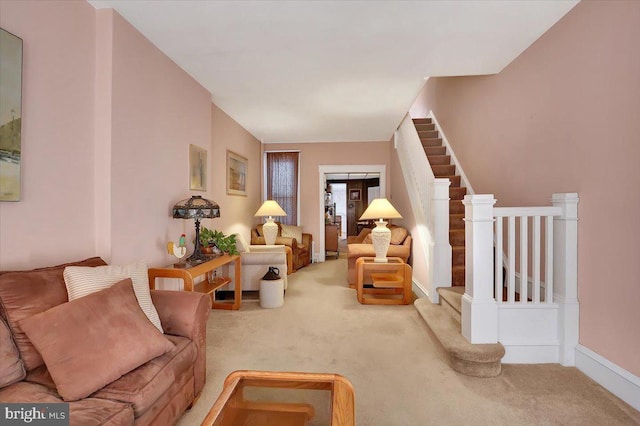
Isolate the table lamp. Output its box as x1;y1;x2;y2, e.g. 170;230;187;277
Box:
254;200;287;245
359;198;403;263
172;195;220;263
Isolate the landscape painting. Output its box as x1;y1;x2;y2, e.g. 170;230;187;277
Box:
226;150;247;196
0;28;23;202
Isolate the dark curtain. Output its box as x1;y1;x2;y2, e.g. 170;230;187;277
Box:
266;151;299;225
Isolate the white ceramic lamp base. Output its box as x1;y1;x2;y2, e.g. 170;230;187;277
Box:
263;217;278;245
371;220;391;263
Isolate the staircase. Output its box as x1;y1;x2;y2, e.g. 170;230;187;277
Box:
412;118;504;377
412;118;466;287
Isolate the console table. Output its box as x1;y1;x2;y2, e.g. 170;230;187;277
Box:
355;257;412;305
148;254;241;310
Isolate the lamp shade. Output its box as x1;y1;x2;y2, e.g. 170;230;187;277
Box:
254;200;287;218
359;198;402;221
173;195;220;219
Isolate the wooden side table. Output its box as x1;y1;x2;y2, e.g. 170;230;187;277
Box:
148;254;241;310
355;257;412;305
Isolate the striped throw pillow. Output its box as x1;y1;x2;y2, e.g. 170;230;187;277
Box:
63;261;163;333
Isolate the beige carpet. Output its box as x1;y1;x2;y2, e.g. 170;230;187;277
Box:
177;257;640;425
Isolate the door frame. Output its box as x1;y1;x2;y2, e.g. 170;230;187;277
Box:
317;165;386;262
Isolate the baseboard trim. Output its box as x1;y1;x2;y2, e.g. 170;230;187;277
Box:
575;344;640;411
501;340;560;364
412;278;429;299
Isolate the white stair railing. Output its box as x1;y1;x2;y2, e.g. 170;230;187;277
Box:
463;193;579;364
394;114;451;302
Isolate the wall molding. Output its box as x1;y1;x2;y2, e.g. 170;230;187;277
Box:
412;277;429;300
575;344;640;412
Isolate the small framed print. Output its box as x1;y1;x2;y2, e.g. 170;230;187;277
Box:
349;189;361;201
227;150;247;196
189;144;207;191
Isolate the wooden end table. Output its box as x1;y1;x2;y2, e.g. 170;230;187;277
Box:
355;257;412;305
201;370;355;426
148;254;241;310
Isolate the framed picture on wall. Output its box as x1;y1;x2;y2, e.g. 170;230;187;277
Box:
227;150;247;196
349;189;361;201
189;144;207;191
0;28;23;202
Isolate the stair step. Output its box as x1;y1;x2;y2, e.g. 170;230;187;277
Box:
418;130;439;139
441;175;461;187
450;229;465;246
450;213;465;229
424;146;446;156
412;118;432;124
414;299;505;377
427;155;451;166
452;246;465;267
414;123;435;131
450;199;464;214
432;165;456;177
450;186;467;200
421;138;443;148
452;266;465;286
437;286;464;323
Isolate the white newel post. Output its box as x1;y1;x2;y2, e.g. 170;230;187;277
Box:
462;194;498;343
429;178;452;303
552;193;579;366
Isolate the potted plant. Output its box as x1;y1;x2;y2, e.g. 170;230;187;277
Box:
198;227;238;256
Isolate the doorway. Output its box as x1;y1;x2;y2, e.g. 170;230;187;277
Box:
317;165;386;263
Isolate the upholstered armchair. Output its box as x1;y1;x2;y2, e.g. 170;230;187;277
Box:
223;235;288;292
251;222;312;272
346;226;412;286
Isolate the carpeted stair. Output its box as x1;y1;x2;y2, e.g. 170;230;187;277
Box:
412;118;505;377
413;118;466;287
415;288;505;378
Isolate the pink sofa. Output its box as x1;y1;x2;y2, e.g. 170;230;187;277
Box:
0;257;210;425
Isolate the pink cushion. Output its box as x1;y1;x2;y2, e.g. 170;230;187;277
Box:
0;316;25;388
19;279;174;401
0;257;107;371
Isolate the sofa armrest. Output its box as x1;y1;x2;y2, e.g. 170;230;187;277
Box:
302;233;312;247
151;290;210;340
151;290;210;398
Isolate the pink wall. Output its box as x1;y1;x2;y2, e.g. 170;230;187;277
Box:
210;103;262;242
107;10;213;266
0;2;262;271
264;142;392;256
0;1;97;269
411;1;640;375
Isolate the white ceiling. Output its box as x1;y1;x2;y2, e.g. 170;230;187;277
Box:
88;0;578;143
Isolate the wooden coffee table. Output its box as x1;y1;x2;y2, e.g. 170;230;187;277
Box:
201;370;355;426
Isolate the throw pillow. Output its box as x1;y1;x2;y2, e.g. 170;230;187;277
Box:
235;233;251;253
280;224;303;243
390;227;409;245
63;261;163;333
363;234;373;244
0;257;107;371
19;279;174;401
0;316;25;388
